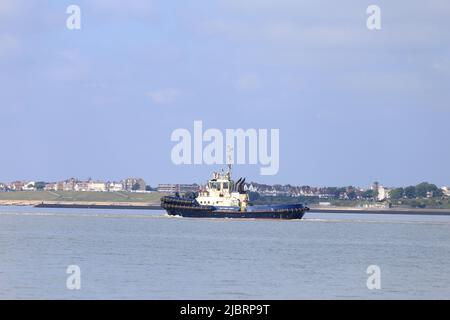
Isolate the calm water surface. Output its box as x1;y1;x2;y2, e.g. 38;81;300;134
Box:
0;206;449;299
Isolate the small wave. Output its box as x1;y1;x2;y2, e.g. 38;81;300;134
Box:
0;212;61;217
0;211;168;220
164;214;184;219
303;217;450;225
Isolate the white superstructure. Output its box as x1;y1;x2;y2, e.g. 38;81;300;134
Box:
196;167;249;210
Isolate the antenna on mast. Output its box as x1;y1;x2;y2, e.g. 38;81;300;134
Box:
226;144;233;177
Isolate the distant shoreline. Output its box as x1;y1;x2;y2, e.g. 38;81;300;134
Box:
34;202;162;210
0;200;161;210
0;191;164;208
308;206;450;216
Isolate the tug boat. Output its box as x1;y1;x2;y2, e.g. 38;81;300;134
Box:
161;165;309;219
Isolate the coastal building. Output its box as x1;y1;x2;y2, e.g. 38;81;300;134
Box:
377;185;390;201
123;178;146;191
9;181;24;191
87;181;107;192
157;184;199;194
441;186;450;197
260;188;278;197
299;186;315;197
180;184;199;193
157;184;177;193
63;178;78;191
22;181;36;191
44;183;58;191
0;183;7;191
107;182;124;192
244;183;258;192
74;182;89;192
318;193;334;198
56;182;64;191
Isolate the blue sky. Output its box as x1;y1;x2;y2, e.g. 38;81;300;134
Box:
0;0;449;187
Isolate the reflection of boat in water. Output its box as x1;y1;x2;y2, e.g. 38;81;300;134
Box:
161;165;308;220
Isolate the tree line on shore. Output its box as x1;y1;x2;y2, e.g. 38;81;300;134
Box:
389;182;444;200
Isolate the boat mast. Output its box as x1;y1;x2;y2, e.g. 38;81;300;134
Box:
226;144;233;178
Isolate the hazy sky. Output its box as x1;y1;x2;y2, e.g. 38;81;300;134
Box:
1;0;449;187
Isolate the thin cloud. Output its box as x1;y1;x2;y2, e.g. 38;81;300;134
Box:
0;34;20;59
236;73;260;91
146;88;181;104
90;0;153;17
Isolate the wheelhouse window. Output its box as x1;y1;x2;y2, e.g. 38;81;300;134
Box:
209;182;220;190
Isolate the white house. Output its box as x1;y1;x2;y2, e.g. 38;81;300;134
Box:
44;183;58;191
108;182;124;192
244;184;258;192
22;181;36;191
88;181;107;192
74;182;89;192
377;185;390;201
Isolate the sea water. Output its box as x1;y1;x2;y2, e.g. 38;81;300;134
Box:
0;206;449;299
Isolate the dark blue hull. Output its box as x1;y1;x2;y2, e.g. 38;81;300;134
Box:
161;196;308;220
165;208;306;219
